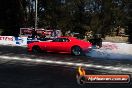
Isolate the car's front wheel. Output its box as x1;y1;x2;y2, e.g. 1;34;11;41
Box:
71;46;83;56
32;46;42;53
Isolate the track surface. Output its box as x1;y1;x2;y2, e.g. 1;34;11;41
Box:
0;45;132;88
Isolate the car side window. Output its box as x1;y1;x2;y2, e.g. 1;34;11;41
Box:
52;38;70;42
56;38;64;42
59;38;70;42
62;38;70;42
52;38;60;42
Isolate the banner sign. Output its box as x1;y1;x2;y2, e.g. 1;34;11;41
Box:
0;36;15;45
14;37;27;46
20;28;62;38
0;36;28;46
20;28;32;37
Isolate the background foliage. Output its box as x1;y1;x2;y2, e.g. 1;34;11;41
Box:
0;0;131;40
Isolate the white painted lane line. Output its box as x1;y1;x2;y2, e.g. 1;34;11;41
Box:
1;56;10;59
75;63;83;66
112;67;121;70
104;66;112;69
26;58;32;61
84;64;93;67
54;61;64;64
12;57;20;60
67;62;74;65
0;55;132;73
35;59;43;62
122;68;129;71
45;60;54;63
95;65;103;68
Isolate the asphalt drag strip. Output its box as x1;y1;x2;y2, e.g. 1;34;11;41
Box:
0;45;132;88
0;45;132;74
0;55;132;74
0;59;132;88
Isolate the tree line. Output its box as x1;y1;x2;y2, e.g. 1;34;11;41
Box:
0;0;131;42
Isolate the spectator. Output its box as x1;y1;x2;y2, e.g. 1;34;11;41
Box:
89;34;102;49
31;28;37;39
85;31;93;41
116;26;121;36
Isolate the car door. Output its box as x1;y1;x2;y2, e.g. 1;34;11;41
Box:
38;41;50;51
46;38;62;52
58;38;72;52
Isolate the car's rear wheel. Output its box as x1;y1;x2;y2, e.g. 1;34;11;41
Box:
71;46;83;56
32;46;42;53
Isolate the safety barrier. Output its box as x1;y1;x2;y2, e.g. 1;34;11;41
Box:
0;36;27;46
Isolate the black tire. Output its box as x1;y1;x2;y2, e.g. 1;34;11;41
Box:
32;46;42;53
71;46;83;56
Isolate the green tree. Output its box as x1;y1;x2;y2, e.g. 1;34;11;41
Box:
0;0;28;36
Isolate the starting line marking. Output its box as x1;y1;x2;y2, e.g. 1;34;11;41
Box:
0;55;132;73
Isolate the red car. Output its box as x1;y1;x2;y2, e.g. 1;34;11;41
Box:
27;37;92;56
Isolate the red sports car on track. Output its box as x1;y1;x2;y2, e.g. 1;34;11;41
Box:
27;37;92;56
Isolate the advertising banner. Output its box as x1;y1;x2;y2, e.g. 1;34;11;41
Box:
14;37;27;46
20;28;32;37
20;28;62;38
0;36;28;46
0;36;15;45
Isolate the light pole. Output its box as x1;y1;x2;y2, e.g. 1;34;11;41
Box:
127;1;132;43
35;0;38;30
